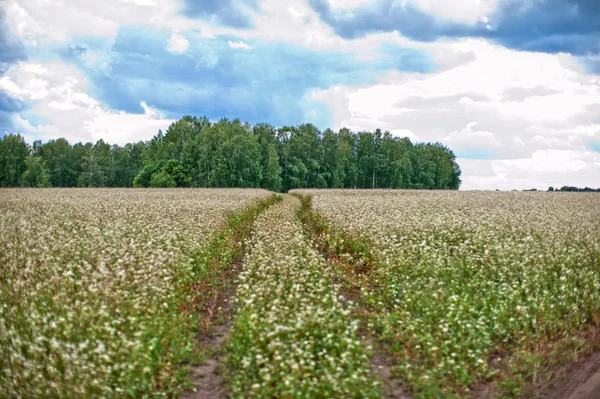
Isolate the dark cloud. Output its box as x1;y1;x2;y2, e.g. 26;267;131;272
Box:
179;0;260;28
393;93;492;109
501;86;560;102
59;45;88;61
0;113;15;134
0;10;27;75
486;0;600;54
308;0;471;41
0;92;24;114
0;92;25;134
308;0;600;55
83;26;434;128
578;56;600;74
0;10;27;133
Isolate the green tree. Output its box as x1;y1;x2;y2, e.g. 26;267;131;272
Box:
164;116;198;162
78;139;113;187
282;124;325;190
150;170;176;188
162;159;191;187
0;134;29;187
39;138;80;187
410;144;436;189
21;156;51;188
196;121;223;187
321;128;342;188
210;121;261;188
112;142;145;187
2;115;462;190
356;132;375;188
261;143;282;191
338;128;357;188
134;160;190;188
134;161;165;188
254;124;282;191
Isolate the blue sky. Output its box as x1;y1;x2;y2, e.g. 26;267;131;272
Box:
0;0;599;189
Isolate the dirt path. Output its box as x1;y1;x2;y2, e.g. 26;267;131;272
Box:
335;276;412;398
530;352;600;399
371;350;412;399
183;194;600;399
181;266;239;399
295;193;412;399
180;195;280;399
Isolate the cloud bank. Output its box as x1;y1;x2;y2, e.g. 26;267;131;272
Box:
0;0;598;189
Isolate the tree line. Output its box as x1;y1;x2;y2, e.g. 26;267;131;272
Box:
547;186;600;192
0;116;462;191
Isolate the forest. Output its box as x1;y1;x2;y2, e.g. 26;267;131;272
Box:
547;186;600;192
0;116;462;191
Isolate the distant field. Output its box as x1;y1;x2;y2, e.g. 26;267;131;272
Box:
0;189;270;398
296;189;600;397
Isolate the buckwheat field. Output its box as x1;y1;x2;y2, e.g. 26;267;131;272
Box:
0;189;270;398
1;188;599;399
226;196;379;398
297;189;600;397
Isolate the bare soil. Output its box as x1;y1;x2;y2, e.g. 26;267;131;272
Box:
472;328;600;399
371;347;413;399
527;351;600;399
181;263;241;399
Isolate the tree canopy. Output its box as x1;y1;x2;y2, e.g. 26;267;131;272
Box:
548;186;600;192
0;116;462;191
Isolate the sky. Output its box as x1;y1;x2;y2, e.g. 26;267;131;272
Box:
0;0;599;190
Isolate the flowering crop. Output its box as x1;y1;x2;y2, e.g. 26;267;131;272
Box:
295;189;600;397
0;188;270;398
226;195;381;398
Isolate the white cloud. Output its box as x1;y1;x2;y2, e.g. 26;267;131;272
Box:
312;39;600;189
0;63;50;100
4;61;174;145
390;128;418;141
228;40;252;50
3;0;229;45
459;150;600;190
445;121;504;149
409;0;498;24
166;32;190;54
83;103;173;145
2;0;502;63
231;0;349;52
1;0;464;61
328;0;373;11
3;0;598;190
197;27;217;39
4;0;119;43
324;0;499;24
123;0;158;6
226;0;501;61
14;115;61;136
495;150;589;174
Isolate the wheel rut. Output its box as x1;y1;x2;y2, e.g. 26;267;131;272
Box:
182;267;239;399
185;193;600;399
530;351;600;399
180;195;281;399
294;193;412;399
